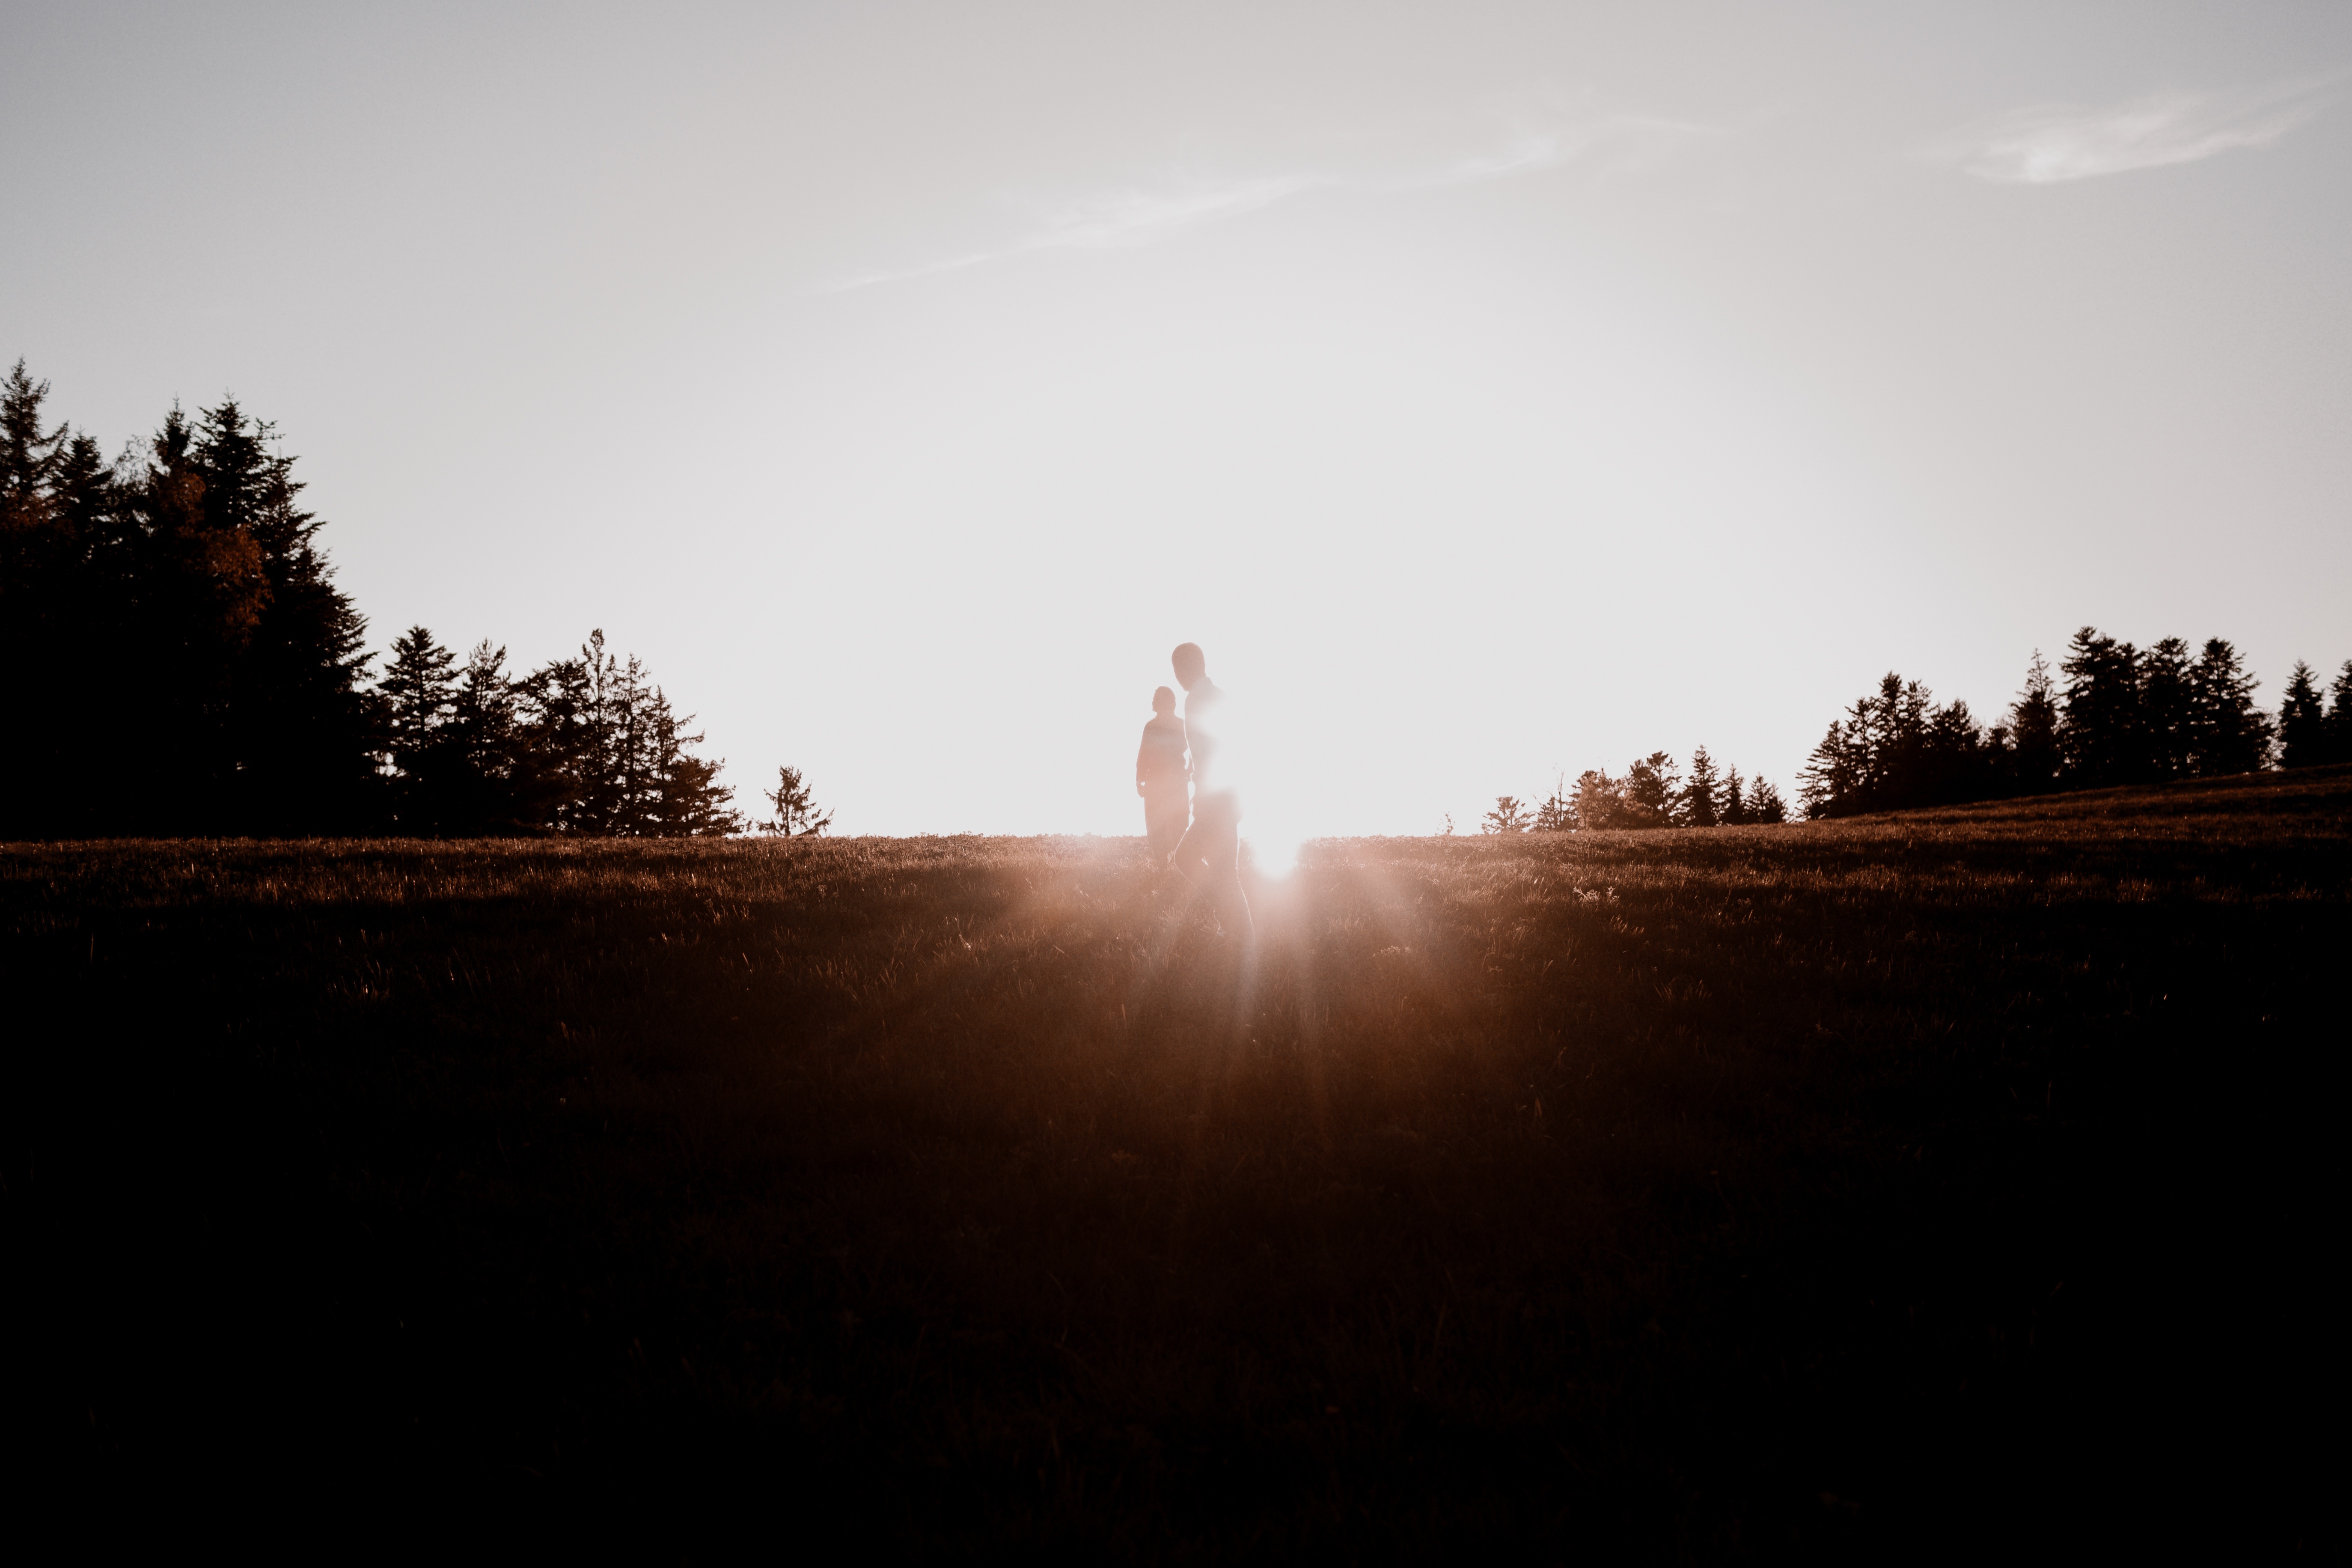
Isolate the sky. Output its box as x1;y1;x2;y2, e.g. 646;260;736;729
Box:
5;1;2348;843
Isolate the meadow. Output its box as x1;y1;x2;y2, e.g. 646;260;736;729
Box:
11;767;2346;1554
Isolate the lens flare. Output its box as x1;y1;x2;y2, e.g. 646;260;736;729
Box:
1246;827;1304;878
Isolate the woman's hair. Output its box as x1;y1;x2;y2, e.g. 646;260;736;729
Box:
1153;685;1176;711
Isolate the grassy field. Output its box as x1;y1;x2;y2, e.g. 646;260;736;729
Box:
10;768;2346;1554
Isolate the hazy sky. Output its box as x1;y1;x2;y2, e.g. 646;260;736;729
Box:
6;2;2348;842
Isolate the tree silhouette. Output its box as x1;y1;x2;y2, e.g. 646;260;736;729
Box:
1570;769;1625;830
1481;796;1532;834
1622;753;1679;827
1682;746;1722;827
2325;661;2352;766
2187;639;2270;776
2141;637;2194;779
2006;651;2061;794
1719;765;1748;825
1532;777;1575;832
217;404;379;832
760;766;833;836
2278;661;2327;769
2059;628;2145;787
378;626;459;830
1;362;745;840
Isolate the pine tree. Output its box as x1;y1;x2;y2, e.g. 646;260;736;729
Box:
1719;765;1747;825
442;641;521;833
0;362;74;833
603;647;664;835
129;402;278;827
497;631;742;837
2139;637;2194;779
0;358;68;533
2058;627;2145;787
1481;796;1532;833
1747;779;1788;823
641;692;741;837
1682;746;1721;827
2325;661;2352;766
1570;768;1625;830
209;405;379;832
378;626;458;829
760;766;833;836
1531;776;1575;832
575;630;628;832
2007;650;2061;794
2278;661;2327;769
2187;639;2270;776
1798;713;1862;818
1621;753;1680;827
513;651;599;833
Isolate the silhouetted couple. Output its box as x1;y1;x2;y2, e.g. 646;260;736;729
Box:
1134;642;1253;943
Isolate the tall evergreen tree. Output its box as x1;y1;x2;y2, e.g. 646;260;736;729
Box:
2277;661;2328;769
2005;650;2061;794
1682;746;1721;827
212;406;379;831
0;362;75;832
2187;639;2270;776
0;359;68;532
2058;628;2145;787
378;626;458;828
443;641;523;833
1719;765;1747;825
513;649;601;834
1622;753;1680;827
648;699;744;837
2139;637;2194;779
2325;661;2352;766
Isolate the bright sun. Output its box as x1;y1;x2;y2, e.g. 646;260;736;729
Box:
1246;826;1304;879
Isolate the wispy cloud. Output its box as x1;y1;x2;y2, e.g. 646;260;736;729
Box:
1940;81;2330;185
822;113;1710;293
1028;174;1313;251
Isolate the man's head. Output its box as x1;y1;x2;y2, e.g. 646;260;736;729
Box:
1152;685;1176;715
1171;642;1207;691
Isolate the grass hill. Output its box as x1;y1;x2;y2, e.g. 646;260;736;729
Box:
10;767;2346;1553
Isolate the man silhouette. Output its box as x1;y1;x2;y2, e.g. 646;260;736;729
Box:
1167;642;1253;943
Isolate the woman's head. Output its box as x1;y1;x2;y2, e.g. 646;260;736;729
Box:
1153;685;1176;714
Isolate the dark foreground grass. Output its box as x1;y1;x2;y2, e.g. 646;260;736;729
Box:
9;768;2347;1555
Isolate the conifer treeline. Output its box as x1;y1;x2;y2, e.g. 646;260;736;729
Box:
0;361;738;838
374;626;740;837
1797;631;2352;819
1480;629;2349;834
1480;747;1788;835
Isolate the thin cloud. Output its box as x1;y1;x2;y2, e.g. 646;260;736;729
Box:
1030;174;1312;250
821;114;1709;293
1943;82;2329;185
818;178;1305;292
